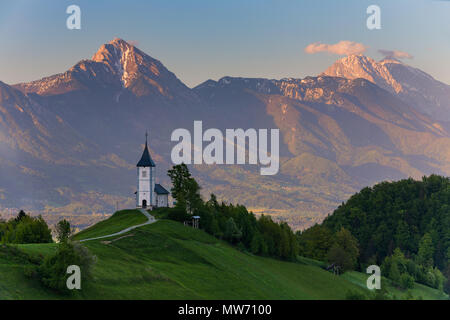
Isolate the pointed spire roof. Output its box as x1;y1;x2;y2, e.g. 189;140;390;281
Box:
137;132;155;167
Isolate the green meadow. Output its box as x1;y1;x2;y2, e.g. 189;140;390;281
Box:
0;210;447;300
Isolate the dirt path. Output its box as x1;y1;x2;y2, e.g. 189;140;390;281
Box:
79;209;156;242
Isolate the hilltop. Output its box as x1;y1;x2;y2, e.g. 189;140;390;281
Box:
0;209;447;300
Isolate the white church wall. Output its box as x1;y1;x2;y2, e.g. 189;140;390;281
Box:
156;194;168;207
150;167;155;206
137;167;151;207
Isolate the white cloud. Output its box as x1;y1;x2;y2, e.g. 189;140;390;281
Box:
378;49;413;60
304;41;368;56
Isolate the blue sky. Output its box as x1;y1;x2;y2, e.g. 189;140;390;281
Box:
0;0;449;87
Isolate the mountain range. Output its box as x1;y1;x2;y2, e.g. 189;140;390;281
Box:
2;38;450;230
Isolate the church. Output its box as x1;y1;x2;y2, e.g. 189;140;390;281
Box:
136;134;170;209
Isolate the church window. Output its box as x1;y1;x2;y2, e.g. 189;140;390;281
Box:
142;170;147;178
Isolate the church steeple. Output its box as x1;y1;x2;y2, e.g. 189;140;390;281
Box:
137;132;155;167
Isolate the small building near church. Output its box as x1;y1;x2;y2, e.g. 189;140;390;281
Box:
136;133;170;209
154;184;169;208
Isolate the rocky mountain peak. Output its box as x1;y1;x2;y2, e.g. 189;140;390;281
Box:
91;38;144;87
322;54;403;94
13;38;193;99
89;38;192;97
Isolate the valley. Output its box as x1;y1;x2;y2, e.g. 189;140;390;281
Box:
2;39;450;230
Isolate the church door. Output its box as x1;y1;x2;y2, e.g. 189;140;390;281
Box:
142;199;147;208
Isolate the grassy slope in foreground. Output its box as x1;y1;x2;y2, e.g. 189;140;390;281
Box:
2;210;448;300
72;218;365;299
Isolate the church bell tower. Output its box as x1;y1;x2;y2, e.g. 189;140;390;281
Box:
136;132;156;208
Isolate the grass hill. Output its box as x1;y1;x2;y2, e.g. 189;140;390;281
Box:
0;210;447;300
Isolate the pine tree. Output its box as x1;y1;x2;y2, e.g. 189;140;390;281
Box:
15;210;27;223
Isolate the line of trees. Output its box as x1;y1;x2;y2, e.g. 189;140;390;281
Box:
0;210;52;244
165;164;298;260
0;211;73;244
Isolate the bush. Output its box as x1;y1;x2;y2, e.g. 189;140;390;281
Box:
327;245;354;272
34;241;96;293
327;228;359;273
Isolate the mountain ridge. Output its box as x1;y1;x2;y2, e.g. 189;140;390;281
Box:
323;54;450;121
2;39;450;230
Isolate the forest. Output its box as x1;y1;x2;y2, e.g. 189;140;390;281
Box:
298;175;450;292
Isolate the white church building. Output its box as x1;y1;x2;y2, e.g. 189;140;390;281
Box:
135;134;169;209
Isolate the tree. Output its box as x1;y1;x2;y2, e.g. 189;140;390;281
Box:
210;218;222;238
13;215;53;244
400;273;415;289
15;210;28;223
443;265;450;294
327;245;354;272
395;220;412;252
224;218;242;244
330;227;359;271
35;241;96;293
0;220;5;241
55;219;72;243
418;233;434;267
167;206;190;222
206;193;219;209
167;164;202;214
250;232;264;254
389;260;401;286
297;224;333;261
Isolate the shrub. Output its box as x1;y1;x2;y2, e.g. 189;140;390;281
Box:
35;241;96;293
